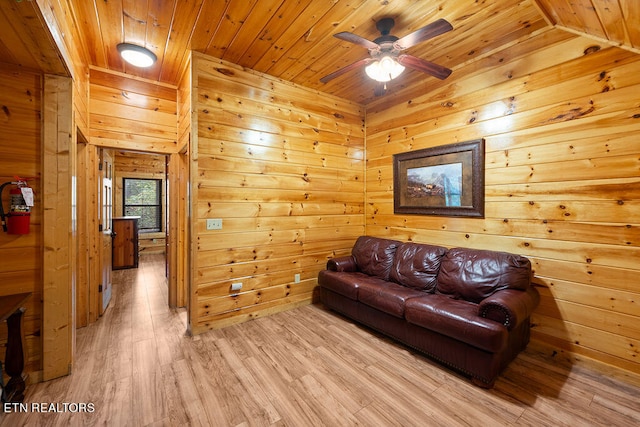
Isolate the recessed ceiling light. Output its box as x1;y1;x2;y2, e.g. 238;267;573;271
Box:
117;43;157;68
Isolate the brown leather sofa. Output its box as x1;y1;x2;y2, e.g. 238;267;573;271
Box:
318;236;540;388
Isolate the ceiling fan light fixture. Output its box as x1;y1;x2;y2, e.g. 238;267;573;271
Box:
365;55;405;82
117;43;157;68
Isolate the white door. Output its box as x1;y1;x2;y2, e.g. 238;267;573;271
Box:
100;149;113;313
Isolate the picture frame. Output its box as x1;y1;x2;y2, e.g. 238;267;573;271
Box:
393;139;485;218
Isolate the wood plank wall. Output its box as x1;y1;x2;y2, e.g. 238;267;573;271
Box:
113;151;167;255
189;53;365;333
89;68;178;153
0;65;42;374
365;29;640;373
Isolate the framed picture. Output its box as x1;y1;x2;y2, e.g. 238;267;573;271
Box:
393;139;485;217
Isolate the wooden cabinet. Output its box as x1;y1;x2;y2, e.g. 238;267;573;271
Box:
112;216;139;269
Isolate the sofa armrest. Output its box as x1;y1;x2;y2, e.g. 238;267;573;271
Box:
478;287;540;330
327;256;358;272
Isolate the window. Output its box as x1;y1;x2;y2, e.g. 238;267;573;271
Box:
123;178;162;232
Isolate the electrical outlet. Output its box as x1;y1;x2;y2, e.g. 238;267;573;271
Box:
206;218;223;230
294;274;301;283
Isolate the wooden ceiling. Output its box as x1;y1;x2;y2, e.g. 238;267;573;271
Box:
535;0;640;49
1;0;639;105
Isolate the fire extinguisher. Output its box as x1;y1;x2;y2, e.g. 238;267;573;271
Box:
0;177;34;235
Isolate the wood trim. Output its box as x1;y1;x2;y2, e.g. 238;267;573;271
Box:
187;56;199;334
88;65;179;91
87;146;100;323
530;0;557;27
166;152;188;308
554;24;640;55
42;74;74;380
167;153;179;308
174;54;191;309
75;135;89;328
34;0;74;79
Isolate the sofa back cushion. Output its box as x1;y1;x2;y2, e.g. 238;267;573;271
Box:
352;236;400;280
389;242;448;292
436;248;531;303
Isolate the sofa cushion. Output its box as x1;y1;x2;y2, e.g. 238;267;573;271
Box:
405;294;508;353
358;280;425;318
318;270;371;300
436;248;531;303
389;242;448;292
352;236;401;280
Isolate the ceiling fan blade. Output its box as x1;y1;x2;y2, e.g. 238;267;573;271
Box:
333;32;379;50
397;54;452;80
320;58;374;83
393;18;453;50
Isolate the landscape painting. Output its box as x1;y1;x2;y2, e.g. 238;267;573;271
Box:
407;162;463;207
393;139;485;217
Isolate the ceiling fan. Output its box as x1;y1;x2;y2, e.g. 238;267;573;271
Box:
320;17;453;95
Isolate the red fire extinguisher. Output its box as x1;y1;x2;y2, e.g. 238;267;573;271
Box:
0;177;34;235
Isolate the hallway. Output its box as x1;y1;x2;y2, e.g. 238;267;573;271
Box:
2;254;187;425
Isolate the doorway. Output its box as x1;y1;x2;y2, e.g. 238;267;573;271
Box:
111;150;170;298
114;151;167;256
75;146;188;330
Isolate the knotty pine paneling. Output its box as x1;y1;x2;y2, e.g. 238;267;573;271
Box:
0;65;43;374
365;28;640;373
533;0;640;54
89;68;178;154
190;53;364;333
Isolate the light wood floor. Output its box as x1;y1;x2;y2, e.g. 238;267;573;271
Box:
2;254;639;426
